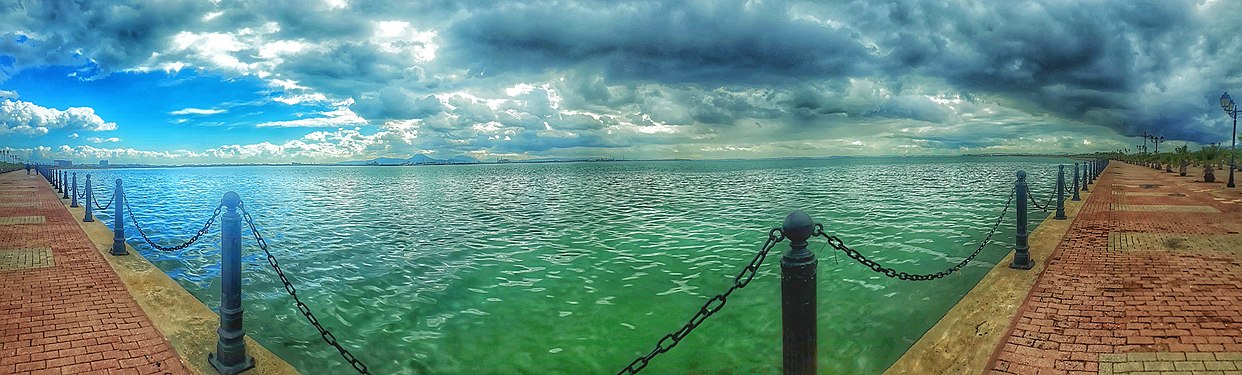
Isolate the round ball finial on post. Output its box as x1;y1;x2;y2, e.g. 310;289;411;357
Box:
221;191;242;209
782;210;814;245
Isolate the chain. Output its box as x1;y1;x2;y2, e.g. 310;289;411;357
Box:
817;186;1016;281
618;228;784;375
126;199;222;252
93;188;115;211
239;203;371;374
1028;191;1053;211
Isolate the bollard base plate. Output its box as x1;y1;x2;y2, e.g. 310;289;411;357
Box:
1008;258;1034;270
110;244;129;256
208;352;255;375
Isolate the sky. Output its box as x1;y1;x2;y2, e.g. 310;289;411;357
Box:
1;0;1240;165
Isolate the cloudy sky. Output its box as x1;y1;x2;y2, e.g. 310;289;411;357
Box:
1;0;1240;164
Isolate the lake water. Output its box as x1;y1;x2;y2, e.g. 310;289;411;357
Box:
71;156;1075;374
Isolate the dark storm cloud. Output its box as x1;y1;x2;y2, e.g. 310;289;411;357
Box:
0;0;207;79
446;1;877;84
441;0;1242;144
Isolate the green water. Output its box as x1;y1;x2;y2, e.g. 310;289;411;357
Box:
74;156;1073;374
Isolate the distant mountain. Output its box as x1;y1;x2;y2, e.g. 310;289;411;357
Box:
337;153;480;166
406;154;440;164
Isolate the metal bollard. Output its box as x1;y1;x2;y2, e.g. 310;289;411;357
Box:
1087;161;1094;185
1082;162;1090;192
83;175;94;222
110;179;127;256
61;171;69;199
1055;165;1066;220
209;191;256;374
71;173;78;208
1009;170;1034;270
1072;163;1081;201
781;210;816;375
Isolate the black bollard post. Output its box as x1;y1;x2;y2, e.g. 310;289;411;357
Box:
1010;171;1034;270
1055;165;1066;220
781;210;816;375
209;192;256;374
1088;161;1094;185
1072;163;1081;201
1082;162;1090;192
61;171;69;199
70;173;78;208
110;179;127;256
83;175;94;222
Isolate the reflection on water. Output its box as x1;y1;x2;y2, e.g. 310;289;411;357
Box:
74;156;1070;374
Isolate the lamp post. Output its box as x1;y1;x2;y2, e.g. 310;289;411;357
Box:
1149;135;1164;155
1221;92;1237;188
1142;130;1150;154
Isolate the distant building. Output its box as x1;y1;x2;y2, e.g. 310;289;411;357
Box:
53;159;72;167
99;160;109;168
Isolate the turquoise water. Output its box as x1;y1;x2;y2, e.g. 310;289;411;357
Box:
72;156;1073;374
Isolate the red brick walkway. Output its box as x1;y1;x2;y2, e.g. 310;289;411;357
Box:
0;171;188;374
988;162;1242;374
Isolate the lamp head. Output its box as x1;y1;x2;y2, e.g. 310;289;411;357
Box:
1224;92;1235;113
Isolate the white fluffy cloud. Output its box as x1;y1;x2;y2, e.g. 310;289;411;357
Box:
0;100;117;136
86;137;121;143
169;107;226;115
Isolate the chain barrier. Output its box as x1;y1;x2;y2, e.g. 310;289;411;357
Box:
618;228;784;375
817;186;1016;281
239;203;371;374
125;199;222;252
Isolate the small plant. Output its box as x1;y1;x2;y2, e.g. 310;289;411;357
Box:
1199;144;1224;182
1175;145;1189;176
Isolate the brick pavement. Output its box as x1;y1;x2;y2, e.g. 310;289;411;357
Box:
988;162;1242;375
0;171;188;374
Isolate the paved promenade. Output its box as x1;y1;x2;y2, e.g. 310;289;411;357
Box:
989;162;1242;375
0;171;188;374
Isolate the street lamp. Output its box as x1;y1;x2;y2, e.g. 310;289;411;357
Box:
1221;92;1237;188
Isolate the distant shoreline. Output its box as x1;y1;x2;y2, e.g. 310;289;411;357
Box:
51;153;1098;170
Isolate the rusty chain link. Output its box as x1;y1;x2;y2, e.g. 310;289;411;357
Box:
817;185;1016;281
240;203;371;374
618;228;784;375
126;199;221;252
